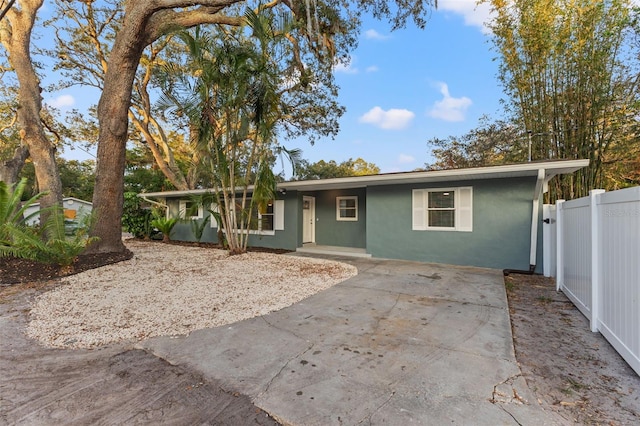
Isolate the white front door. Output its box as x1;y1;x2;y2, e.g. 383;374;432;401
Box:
302;196;315;244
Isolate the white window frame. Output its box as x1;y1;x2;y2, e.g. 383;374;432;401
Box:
179;199;204;219
412;187;473;232
211;199;284;236
256;201;276;235
336;196;358;221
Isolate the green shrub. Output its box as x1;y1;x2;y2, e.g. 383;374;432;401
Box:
0;225;95;269
0;178;45;240
1;178;100;270
189;219;208;243
150;216;178;243
122;192;154;238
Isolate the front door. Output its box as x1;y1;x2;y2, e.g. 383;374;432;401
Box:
302;196;315;244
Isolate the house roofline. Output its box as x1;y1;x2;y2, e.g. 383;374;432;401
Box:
25;197;93;207
139;159;589;197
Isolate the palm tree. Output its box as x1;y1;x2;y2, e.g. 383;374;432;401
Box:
159;9;297;254
0;178;45;242
0;178;98;270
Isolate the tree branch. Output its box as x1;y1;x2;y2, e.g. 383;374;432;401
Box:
0;109;17;133
145;7;244;43
0;0;16;22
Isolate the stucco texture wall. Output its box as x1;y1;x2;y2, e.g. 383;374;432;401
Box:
310;188;367;249
165;194;298;250
366;177;537;270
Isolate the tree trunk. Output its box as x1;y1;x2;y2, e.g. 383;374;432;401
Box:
0;145;29;185
1;0;62;223
88;10;149;254
87;2;242;253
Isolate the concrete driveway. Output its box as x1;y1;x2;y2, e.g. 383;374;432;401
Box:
140;256;566;425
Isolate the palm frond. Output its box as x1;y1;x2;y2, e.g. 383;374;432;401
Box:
0;178;47;226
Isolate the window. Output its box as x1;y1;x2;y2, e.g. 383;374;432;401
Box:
179;200;203;219
336;196;358;221
247;200;274;232
211;198;284;234
412;187;472;232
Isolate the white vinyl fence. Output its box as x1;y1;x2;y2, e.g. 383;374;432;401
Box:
543;186;640;376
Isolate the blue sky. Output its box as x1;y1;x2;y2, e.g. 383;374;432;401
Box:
44;0;500;175
290;0;500;174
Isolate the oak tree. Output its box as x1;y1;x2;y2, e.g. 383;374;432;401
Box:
0;0;63;224
294;157;380;180
88;0;437;254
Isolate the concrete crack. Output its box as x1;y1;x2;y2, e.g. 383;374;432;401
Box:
259;342;314;397
371;292;401;336
357;390;396;425
260;315;307;342
490;373;528;425
491;373;527;405
496;403;524;426
347;283;499;310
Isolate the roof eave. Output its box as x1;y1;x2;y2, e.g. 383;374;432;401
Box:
278;159;590;191
139;159;590;197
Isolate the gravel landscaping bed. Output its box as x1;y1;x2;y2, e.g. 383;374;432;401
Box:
24;240;357;349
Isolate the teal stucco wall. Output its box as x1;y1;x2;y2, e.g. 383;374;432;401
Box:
365;177;537;270
164;193;298;250
152;176;545;270
305;188;367;249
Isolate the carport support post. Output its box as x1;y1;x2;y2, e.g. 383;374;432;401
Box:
529;169;546;270
590;189;605;333
555;199;565;292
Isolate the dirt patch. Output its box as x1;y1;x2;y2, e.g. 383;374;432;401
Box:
0;250;133;285
505;273;640;425
0;239;291;285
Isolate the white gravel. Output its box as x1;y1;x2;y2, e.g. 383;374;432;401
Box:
26;240;357;349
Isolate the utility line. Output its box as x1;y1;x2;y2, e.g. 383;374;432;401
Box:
0;0;16;22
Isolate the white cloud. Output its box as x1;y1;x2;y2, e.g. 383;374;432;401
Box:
427;82;472;122
359;106;415;130
47;94;75;109
438;0;494;33
397;153;415;164
334;61;358;74
364;29;389;40
335;56;378;74
334;55;360;74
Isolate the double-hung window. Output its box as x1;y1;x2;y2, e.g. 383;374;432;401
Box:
211;198;284;234
254;201;275;232
412;187;472;232
336;196;358;221
232;199;274;231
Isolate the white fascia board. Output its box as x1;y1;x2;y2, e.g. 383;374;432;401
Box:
139;160;590;197
139;188;220;198
278;159;590;192
63;197;93;205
